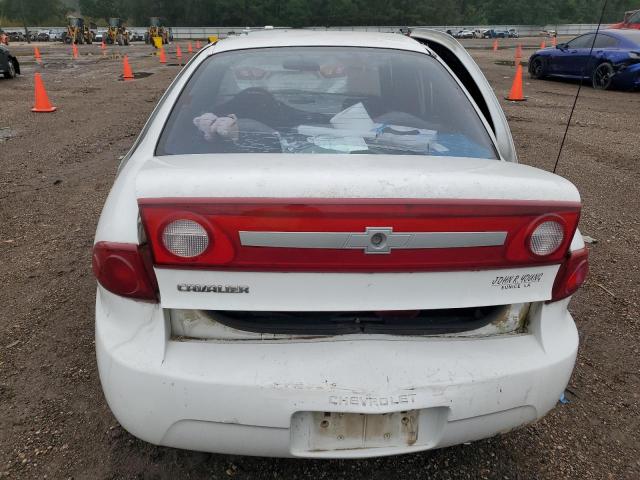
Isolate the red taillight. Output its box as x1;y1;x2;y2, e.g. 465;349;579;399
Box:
92;242;158;301
550;247;589;301
139;198;581;272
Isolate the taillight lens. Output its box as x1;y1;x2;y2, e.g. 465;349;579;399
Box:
162;219;209;258
529;220;564;256
550;247;589;301
92;242;158;301
139;199;581;272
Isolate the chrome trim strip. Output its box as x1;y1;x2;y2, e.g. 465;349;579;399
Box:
240;228;507;254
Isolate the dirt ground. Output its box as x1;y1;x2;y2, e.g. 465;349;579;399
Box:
0;38;639;479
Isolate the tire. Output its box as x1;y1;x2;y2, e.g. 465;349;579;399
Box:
592;62;614;90
4;59;16;79
529;57;546;79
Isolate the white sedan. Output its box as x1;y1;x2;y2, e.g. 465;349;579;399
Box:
93;29;588;458
455;29;475;39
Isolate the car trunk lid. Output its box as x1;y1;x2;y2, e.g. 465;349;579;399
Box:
136;154;580;311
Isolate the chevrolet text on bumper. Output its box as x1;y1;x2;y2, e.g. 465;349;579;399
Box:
93;29;588;458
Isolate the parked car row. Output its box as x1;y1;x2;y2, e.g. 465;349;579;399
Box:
0;28;145;44
446;28;519;39
0;29;65;42
481;28;519;38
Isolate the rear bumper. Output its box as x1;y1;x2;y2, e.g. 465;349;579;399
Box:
96;289;578;458
613;63;640;89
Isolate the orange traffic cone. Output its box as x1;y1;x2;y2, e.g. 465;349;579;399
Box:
540;40;546;49
31;73;57;113
195;40;201;49
101;40;106;55
176;44;183;61
506;64;526;102
188;41;193;54
514;46;522;64
159;47;167;64
492;39;498;52
72;43;78;59
122;55;134;80
34;46;42;62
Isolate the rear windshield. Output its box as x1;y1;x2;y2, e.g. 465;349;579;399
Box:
156;47;497;159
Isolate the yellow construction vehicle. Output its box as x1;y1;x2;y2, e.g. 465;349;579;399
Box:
105;18;129;46
145;17;169;47
63;17;93;44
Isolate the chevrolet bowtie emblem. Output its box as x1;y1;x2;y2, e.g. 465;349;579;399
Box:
343;227;407;254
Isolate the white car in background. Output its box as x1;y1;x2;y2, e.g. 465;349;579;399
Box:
93;29;588;458
455;29;475;39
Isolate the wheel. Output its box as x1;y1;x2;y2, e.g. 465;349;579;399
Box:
529;57;546;79
4;59;16;79
592;62;614;90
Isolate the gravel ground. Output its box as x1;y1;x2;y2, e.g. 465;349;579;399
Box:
0;39;638;479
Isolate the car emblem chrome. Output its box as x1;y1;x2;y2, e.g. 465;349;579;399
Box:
239;228;507;254
177;284;250;293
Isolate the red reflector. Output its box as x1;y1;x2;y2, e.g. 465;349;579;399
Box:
139;198;581;272
550;247;589;301
92;242;158;301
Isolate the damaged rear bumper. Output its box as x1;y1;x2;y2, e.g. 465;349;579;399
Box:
96;289;578;458
613;63;640;90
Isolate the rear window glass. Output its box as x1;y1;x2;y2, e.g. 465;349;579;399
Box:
156;47;497;159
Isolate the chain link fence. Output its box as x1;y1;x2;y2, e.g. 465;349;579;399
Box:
19;23;610;40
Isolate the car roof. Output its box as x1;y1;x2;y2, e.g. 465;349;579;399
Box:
207;30;429;55
603;28;640;45
577;29;640;46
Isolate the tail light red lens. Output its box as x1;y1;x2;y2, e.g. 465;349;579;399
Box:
92;242;158;301
139;198;581;272
550;247;589;301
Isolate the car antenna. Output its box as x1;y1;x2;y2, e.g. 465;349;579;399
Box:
553;0;609;173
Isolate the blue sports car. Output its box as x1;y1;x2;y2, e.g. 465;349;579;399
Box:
528;29;640;90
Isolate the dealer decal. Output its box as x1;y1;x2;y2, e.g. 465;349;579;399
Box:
491;272;544;290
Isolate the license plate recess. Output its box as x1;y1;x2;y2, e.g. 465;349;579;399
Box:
292;410;419;452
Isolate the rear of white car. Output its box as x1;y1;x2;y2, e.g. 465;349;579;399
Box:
93;31;588;458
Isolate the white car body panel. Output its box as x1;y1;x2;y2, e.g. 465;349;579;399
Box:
135;154;579;202
93;30;585;458
97;288;578;458
156;265;560;311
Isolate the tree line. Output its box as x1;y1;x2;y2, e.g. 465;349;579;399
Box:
1;0;638;27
